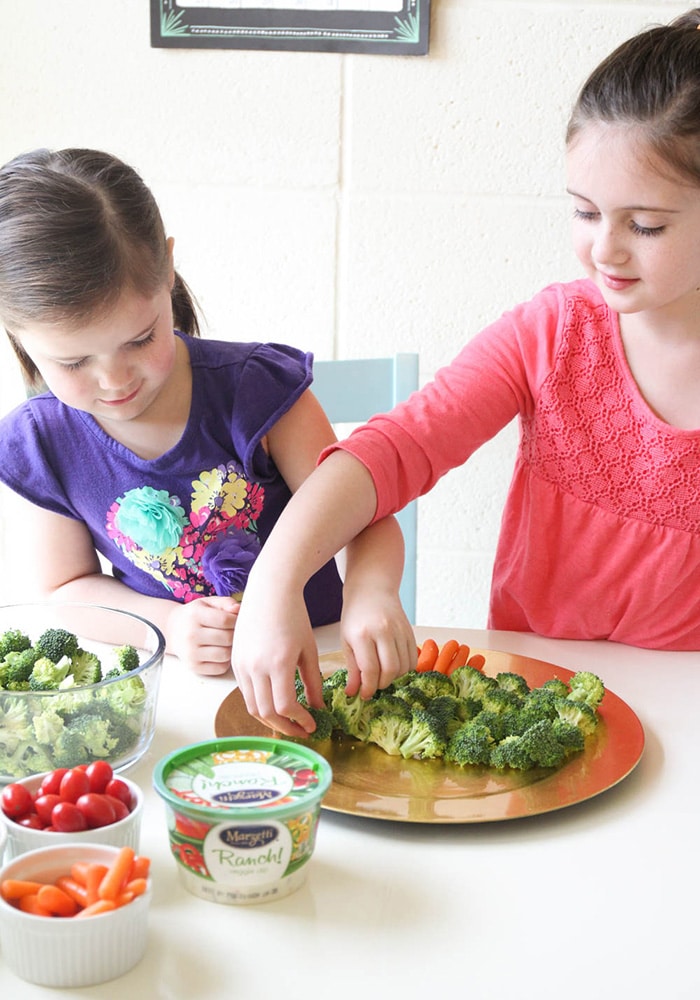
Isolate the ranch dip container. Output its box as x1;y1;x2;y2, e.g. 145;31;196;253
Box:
153;737;332;905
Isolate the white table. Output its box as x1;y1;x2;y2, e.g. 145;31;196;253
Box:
2;624;699;999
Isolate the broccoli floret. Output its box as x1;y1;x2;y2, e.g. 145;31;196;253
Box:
540;678;570;698
0;740;54;778
444;720;495;767
112;644;140;674
306;705;336;742
472;709;510;743
0;629;31;659
29;655;71;691
495;671;530;699
490;734;535;771
399;706;449;760
370;692;413;722
553;697;599;737
519;719;568;769
427;694;462;737
321;668;348;706
52;727;93;769
68;716;119;758
408;670;455;700
567;671;605;709
392;684;431;711
449;665;498;703
480;687;523;715
367;713;413;756
329;686;374;740
551;719;585;754
4;647;41;685
35;627;79;662
32;707;66;745
521;687;559;721
0;696;33;750
70;648;103;686
102;674;147;717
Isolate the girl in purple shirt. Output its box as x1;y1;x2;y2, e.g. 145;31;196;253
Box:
0;149;409;681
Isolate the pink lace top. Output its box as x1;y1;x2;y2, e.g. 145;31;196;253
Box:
324;279;700;650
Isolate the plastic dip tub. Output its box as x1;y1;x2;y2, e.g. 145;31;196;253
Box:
153;737;332;905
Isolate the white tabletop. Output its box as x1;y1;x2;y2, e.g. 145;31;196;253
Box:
2;624;699;999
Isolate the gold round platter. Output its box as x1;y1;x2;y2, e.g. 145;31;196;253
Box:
214;648;645;823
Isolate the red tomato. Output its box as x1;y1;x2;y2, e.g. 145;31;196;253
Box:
1;782;34;819
59;768;91;804
39;768;69;797
34;793;62;826
76;793;117;829
85;760;113;794
17;813;45;829
104;795;130;822
51;801;88;833
104;778;132;808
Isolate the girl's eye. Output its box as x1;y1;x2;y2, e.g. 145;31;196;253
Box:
132;329;156;349
573;208;598;222
630;221;665;237
63;358;88;371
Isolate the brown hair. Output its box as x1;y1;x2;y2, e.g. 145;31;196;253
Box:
0;148;200;388
566;9;700;184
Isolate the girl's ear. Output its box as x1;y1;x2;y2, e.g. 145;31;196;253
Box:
166;236;176;288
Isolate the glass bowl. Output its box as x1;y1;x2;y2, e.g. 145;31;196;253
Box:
0;603;164;783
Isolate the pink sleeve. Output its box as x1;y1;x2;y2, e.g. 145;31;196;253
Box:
319;283;568;521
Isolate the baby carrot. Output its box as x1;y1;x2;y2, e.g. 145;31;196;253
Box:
446;644;471;675
98;845;136;901
124;877;149;898
86;863;109;905
0;879;45;901
467;653;486;671
37;883;79;918
75;898;117;918
18;893;53;917
130;855;151;880
434;639;460;674
416;639;439;672
55;875;89;909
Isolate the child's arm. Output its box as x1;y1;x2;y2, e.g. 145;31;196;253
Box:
231;447;415;737
8;490;239;675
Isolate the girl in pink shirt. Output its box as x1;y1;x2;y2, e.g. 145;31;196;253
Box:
232;8;700;736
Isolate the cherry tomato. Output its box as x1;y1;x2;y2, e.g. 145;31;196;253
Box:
39;768;68;797
17;813;45;829
104;795;130;822
51;801;88;833
34;793;62;826
59;768;91;803
85;760;113;794
76;793;116;829
1;782;34;819
104;778;132;808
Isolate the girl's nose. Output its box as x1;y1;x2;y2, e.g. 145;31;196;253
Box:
592;223;628;267
97;357;130;390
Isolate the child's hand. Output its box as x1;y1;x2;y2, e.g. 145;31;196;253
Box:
231;589;322;738
339;583;417;699
165;596;241;675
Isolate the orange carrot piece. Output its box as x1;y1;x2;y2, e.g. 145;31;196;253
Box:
75;899;117;918
1;879;45;901
37;884;79;918
434;639;460;674
70;862;92;886
124;877;148;898
416;639;439;673
98;845;136;901
131;856;151;880
446;644;471;675
18;893;53;917
115;890;135;907
467;653;486;671
55;876;89;909
85;863;109;905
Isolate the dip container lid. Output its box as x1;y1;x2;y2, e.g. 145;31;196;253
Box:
153;737;333;821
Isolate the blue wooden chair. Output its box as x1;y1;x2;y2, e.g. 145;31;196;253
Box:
312;354;419;623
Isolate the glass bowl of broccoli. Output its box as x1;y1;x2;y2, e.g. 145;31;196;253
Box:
0;603;165;782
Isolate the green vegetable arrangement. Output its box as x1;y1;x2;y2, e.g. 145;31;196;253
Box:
301;665;605;772
0;626;147;778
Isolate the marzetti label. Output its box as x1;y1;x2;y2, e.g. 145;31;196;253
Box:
190;762;294;807
203;818;293;886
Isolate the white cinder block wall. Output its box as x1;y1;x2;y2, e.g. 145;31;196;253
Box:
0;0;686;623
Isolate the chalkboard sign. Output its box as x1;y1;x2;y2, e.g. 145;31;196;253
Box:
150;0;430;55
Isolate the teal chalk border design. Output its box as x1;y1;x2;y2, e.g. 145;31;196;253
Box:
152;0;430;55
